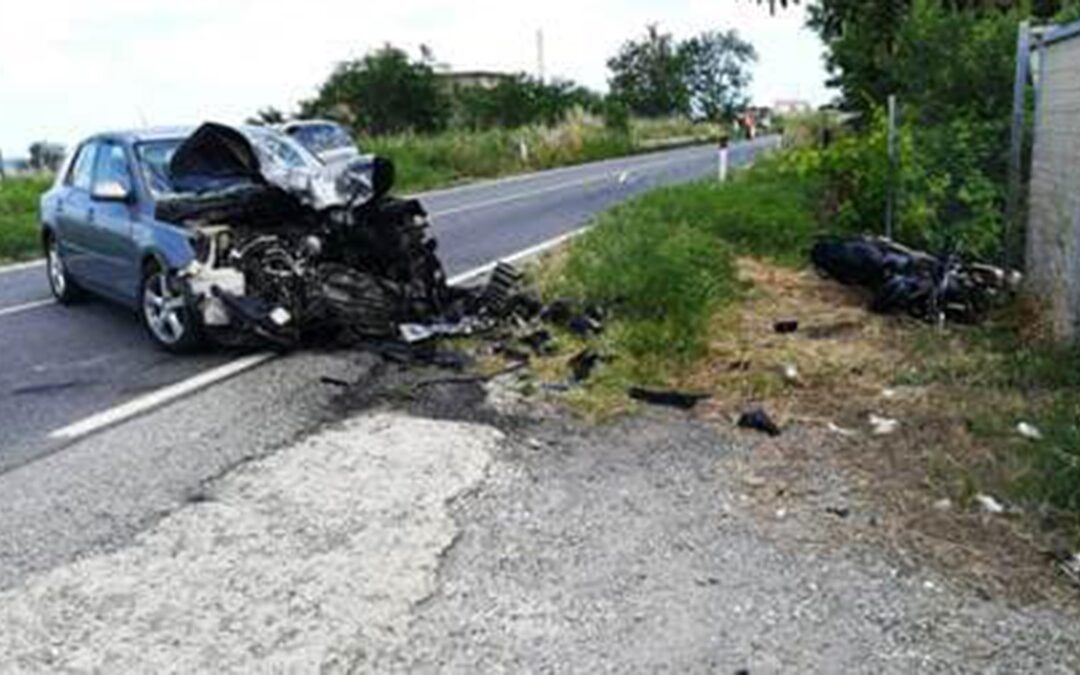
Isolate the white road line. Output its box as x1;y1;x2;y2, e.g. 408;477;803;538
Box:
447;228;589;286
0;259;45;275
0;298;54;318
428;152;696;219
410;143;711;200
48;353;277;441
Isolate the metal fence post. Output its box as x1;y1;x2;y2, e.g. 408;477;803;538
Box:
1005;20;1032;269
885;94;897;240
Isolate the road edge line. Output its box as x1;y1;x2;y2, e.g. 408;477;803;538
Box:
0;298;55;318
0;259;45;275
47;353;277;441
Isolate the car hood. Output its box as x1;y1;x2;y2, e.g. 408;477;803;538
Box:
158;122;393;225
169;122;264;193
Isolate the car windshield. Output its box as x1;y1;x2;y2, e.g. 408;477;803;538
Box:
288;124;355;154
136;139;184;197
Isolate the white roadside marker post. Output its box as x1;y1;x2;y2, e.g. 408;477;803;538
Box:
718;134;730;183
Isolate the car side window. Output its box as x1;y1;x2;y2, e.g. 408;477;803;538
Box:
67;142;99;192
92;142;133;193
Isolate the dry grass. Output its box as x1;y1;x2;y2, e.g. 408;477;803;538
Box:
684;258;1079;604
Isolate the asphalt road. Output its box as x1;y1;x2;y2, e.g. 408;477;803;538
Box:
0;138;777;473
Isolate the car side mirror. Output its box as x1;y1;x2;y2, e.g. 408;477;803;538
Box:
91;180;132;203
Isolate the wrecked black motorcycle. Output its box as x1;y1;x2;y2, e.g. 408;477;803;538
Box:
159;123;462;348
810;235;1019;325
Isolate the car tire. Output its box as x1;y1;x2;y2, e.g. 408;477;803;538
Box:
139;259;203;353
44;232;85;304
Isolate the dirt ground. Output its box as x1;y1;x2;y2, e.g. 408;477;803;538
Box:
680;259;1079;606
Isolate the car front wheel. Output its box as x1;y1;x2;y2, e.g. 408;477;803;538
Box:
45;233;84;304
140;261;202;352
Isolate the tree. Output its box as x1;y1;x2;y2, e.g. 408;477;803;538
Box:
28;142;65;172
301;45;451;136
679;30;757;121
607;25;690;117
452;75;601;130
246;107;286;126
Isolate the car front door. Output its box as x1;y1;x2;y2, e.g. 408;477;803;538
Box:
54;141;99;283
87;141;140;301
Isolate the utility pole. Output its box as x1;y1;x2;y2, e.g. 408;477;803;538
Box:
885;94;897;240
536;29;545;83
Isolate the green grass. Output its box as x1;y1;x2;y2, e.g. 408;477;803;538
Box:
543;158;822;392
0;177;49;262
901;309;1080;522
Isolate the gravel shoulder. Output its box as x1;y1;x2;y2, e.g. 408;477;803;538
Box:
1;366;1077;672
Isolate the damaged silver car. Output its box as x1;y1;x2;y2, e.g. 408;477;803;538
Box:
40;122;454;352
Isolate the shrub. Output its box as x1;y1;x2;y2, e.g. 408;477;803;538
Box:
0;177;50;262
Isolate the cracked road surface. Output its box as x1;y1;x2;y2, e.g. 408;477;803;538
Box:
1;413;501;672
2;409;1077;673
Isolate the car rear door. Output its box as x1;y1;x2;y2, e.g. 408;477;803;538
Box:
54;141;99;283
87;141;140;301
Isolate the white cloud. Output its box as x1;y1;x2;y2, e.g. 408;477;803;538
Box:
0;0;829;157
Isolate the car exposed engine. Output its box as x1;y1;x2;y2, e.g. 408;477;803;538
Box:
156;123;461;348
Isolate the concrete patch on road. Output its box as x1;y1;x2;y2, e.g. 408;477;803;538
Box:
0;412;501;673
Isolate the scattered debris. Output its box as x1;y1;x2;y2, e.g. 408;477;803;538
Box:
627;387;711;410
493;342;531;363
521;328;556;355
826;505;851;518
827;422;857;438
868;414;899;436
478;263;526;317
319;376;351;388
811;235;1017;325
1059;553;1080;588
933;498;953;512
1016;422;1043;441
567;313;604;337
773;319;799;334
974;493;1006;515
569;349;601;382
780;363;800;385
539;298;574;325
737;408;782;437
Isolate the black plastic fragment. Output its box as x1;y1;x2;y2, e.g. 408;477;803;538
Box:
737;408;782;437
773;319;799;334
520;328;555;355
569;348;601;382
539;298;574;325
627;387;711;410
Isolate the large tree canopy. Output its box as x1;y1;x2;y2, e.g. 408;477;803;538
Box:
607;25;756;120
681;30;758;120
301;46;451;136
607;25;691;117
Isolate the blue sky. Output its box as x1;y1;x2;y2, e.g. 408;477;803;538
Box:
0;0;831;157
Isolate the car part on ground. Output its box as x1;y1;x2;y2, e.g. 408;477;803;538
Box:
737;407;782;436
627;387;712;410
810;235;1018;326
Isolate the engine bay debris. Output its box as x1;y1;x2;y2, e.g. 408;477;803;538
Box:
162;122;477;348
